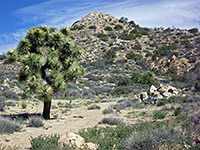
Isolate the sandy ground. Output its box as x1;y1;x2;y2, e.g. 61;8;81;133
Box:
0;99;116;149
0;98;177;149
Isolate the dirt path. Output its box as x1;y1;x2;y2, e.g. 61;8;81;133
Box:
0;99;115;149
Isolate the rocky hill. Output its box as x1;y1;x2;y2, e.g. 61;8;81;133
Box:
70;11;200;74
0;11;200;99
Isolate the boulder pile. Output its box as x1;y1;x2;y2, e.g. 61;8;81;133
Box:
138;84;182;104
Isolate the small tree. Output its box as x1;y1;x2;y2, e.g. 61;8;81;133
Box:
6;26;84;119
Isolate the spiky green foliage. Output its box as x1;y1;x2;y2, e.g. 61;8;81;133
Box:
6;26;84;118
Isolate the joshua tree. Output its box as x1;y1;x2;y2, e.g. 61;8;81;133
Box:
6;26;84;119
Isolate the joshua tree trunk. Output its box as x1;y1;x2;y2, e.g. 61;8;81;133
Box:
43;100;51;119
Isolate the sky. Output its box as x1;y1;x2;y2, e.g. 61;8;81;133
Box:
0;0;200;54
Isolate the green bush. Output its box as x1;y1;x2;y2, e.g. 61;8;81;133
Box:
131;72;158;86
195;38;200;44
111;86;133;96
114;25;123;30
132;44;142;50
0;117;22;134
167;68;177;74
88;104;101;110
174;107;181;116
28;117;44;127
125;127;181;150
109;43;113;47
119;17;128;23
103;49;116;62
117;76;132;86
30;134;77;150
119;34;132;40
31;135;60;150
125;52;143;60
89;25;96;29
22;101;27;109
97;33;108;41
156;98;174;106
104;26;113;31
100;117;124;125
188;28;198;34
70;25;85;30
153;110;166;119
2;91;19;100
102;108;114;114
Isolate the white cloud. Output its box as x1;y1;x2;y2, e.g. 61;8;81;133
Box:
1;0;199;54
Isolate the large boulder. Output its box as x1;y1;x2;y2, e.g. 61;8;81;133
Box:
139;92;148;102
158;84;181;95
59;132;85;148
59;133;97;149
148;85;157;95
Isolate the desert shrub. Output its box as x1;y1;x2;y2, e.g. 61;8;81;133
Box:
125;52;143;60
81;59;107;69
89;25;96;29
153;44;177;59
119;100;133;107
132;44;142;50
117;76;132;86
113;103;127;111
125;127;181;150
28;117;44;127
119;17;128;23
157;98;173;106
114;24;123;30
167;67;177;74
109;43;113;47
104;26;113;31
180;35;191;39
188;28;198;34
100;117;124;125
103;49;116;63
171;63;200;90
31;135;60;150
119;34;132;40
2;91;19;100
141;30;149;35
102;108;114;114
195;38;200;44
114;99;133;111
21;101;27;109
188;56;196;63
180;40;194;49
174;107;181;116
0;99;5;111
5;100;16;106
153;110;166;119
97;33;108;41
88;104;101;110
131;72;158;86
136;59;147;68
0;117;22;134
111;86;133;96
129;21;139;28
70;25;85;30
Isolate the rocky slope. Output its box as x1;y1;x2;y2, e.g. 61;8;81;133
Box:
70;11;200;74
0;11;200;100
